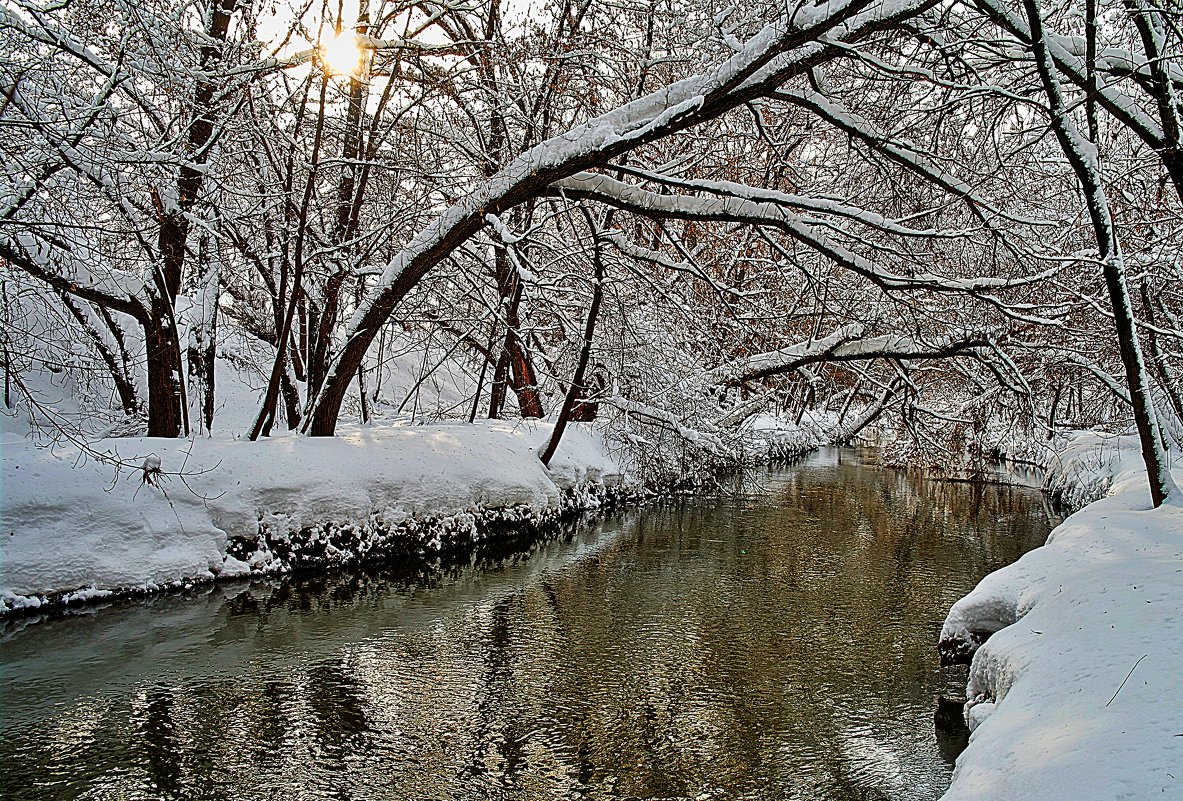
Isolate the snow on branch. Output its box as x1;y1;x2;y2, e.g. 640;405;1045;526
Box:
610;164;967;238
0;235;149;323
600;395;729;454
601;230;743;299
973;0;1167;148
549;172;1063;295
350;0;889;319
772;87;1044;226
0;3;167;134
711;325;991;385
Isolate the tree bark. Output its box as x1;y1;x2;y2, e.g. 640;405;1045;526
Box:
488;243;544;418
145;295;187;437
187;242;219;433
1047;381;1062;441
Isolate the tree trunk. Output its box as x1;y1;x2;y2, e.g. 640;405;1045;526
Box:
488;242;544;419
145;296;187;437
307;271;346;400
144;0;238;437
1026;0;1179;506
1047;381;1062;441
187;245;219;433
281;363;302;430
540;220;606;467
487;346;511;419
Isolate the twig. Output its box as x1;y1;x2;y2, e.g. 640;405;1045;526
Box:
1105;653;1148;707
7;369;224;500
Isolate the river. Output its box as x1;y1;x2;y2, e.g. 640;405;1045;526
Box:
0;448;1059;800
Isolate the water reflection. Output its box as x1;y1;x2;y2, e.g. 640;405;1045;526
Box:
0;449;1058;801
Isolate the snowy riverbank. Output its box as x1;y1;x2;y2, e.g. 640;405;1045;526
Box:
0;420;632;614
939;431;1183;800
1;412;827;616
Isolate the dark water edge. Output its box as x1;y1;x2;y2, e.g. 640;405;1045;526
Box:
0;448;1060;801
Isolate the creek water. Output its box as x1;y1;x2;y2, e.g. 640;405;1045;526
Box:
0;448;1059;801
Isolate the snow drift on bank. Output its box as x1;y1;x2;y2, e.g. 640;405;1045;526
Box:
940;431;1182;800
0;420;623;612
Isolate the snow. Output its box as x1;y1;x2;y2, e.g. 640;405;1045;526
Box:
747;411;830;460
552;172;1056;296
0;419;627;612
939;431;1183;800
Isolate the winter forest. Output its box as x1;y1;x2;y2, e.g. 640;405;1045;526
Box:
1;0;1182;800
0;0;1179;488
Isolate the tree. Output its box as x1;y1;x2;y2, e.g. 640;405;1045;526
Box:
1;0;248;436
301;0;937;435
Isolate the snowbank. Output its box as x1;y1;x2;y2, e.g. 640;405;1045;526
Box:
0;420;626;614
939;432;1183;800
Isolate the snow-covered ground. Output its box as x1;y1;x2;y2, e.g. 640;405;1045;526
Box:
0;340;834;616
1;404;827;615
940;431;1183;800
0;419;627;614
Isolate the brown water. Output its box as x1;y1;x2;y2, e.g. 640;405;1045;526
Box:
0;448;1058;801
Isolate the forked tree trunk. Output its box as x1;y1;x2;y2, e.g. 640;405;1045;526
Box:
144;0;239;437
488;234;544;419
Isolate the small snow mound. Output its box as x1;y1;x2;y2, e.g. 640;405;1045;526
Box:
217;555;251;578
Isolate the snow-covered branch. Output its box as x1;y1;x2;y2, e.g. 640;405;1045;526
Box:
711;325;990;384
549;172;1062;294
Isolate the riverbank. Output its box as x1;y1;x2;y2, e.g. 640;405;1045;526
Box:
939;431;1183;800
0;420;632;615
1;416;823;617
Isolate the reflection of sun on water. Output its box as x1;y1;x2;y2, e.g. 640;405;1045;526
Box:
319;32;363;76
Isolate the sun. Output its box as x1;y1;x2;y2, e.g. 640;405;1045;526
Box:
319;32;363;76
